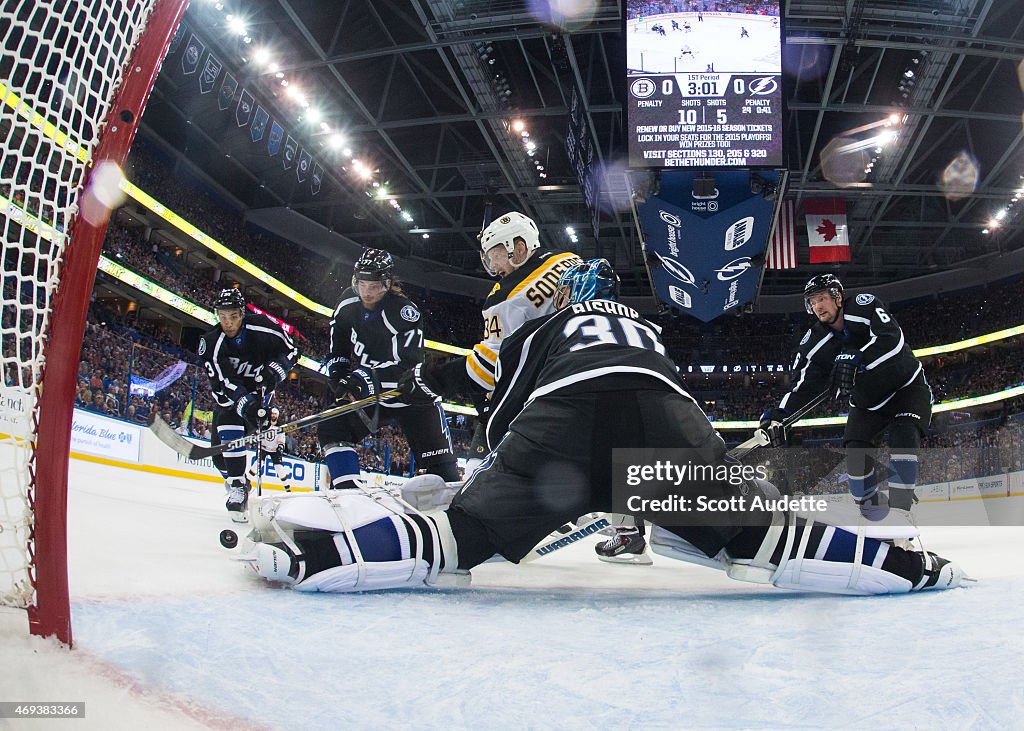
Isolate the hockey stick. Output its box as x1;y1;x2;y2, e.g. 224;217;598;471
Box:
518;513;613;564
728;386;833;460
150;390;401;461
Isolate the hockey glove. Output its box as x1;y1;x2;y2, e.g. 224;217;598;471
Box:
256;360;289;390
833;352;863;399
324;357;352;398
397;364;443;402
758;407;790;447
236;392;268;429
337;368;377;401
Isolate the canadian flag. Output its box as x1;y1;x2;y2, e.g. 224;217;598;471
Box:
805;199;850;263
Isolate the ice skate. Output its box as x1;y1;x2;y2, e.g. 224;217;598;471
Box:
595;527;653;565
225;477;250;523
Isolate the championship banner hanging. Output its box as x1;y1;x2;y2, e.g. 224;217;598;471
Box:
236;89;254;127
283;136;298;169
181;33;205;75
251;105;270;142
218;72;237;111
297;148;311;182
268;121;284;156
168;21;188;55
199;53;221;94
311;163;323;195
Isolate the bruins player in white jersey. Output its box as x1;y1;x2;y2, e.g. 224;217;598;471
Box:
243;260;964;597
422;212;581;467
759;274;932;518
318;249;458;490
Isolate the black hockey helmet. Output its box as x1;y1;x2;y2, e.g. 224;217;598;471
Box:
213;288;245;312
352;248;394;287
803;274;843;314
555;258;620;310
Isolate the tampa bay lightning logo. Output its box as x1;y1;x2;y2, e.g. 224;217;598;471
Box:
400;305;420;322
653;251;696;286
749;77;778;95
716;257;752;281
197;339;207;356
799;330;810;345
855;293;875;305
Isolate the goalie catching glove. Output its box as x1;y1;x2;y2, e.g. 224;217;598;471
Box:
397;363;443;402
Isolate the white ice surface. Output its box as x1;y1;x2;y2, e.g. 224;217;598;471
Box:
2;459;1023;730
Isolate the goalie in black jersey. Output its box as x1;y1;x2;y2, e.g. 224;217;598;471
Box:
198;289;299;521
760;274;932;518
317;248;458;491
237;260;965;596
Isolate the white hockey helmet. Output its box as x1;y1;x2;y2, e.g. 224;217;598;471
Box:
270;407;280;419
478;211;540;276
253;543;296;585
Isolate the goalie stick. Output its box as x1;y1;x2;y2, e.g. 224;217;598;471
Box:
150;390;401;461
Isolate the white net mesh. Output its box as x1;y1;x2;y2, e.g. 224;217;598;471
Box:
0;0;159;609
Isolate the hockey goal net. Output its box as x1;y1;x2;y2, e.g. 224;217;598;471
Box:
0;0;187;645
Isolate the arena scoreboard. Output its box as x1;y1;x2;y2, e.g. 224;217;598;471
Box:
625;4;784;169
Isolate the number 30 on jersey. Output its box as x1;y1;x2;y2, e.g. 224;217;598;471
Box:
563;314;665;355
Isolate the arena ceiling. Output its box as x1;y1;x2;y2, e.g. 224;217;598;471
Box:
139;0;1024;298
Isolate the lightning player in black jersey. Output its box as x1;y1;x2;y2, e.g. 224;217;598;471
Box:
245;260;963;596
317;248;458;491
760;274;932;517
198;289;299;520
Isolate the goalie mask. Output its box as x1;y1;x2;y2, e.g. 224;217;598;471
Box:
803;274;843;314
478;212;540;276
555;258;620;310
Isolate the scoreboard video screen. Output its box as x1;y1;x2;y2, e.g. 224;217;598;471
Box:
626;2;784;169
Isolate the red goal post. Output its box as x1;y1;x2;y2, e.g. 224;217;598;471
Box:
1;0;188;646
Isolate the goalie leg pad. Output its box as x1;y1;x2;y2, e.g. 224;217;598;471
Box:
401;474;462;511
247;490;468;592
649;525;729;571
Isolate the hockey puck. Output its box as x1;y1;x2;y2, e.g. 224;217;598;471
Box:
219;529;238;549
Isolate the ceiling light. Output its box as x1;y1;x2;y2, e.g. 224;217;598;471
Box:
422;233;430;239
228;16;247;35
306;108;322;123
903;69;914;79
328;133;346;150
512;119;525;132
253;48;271;66
401;212;413;222
996;209;1008;220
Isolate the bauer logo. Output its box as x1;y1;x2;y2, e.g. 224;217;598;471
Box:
716;257;752;281
724;217;754;250
655;252;696;287
668;285;692;309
